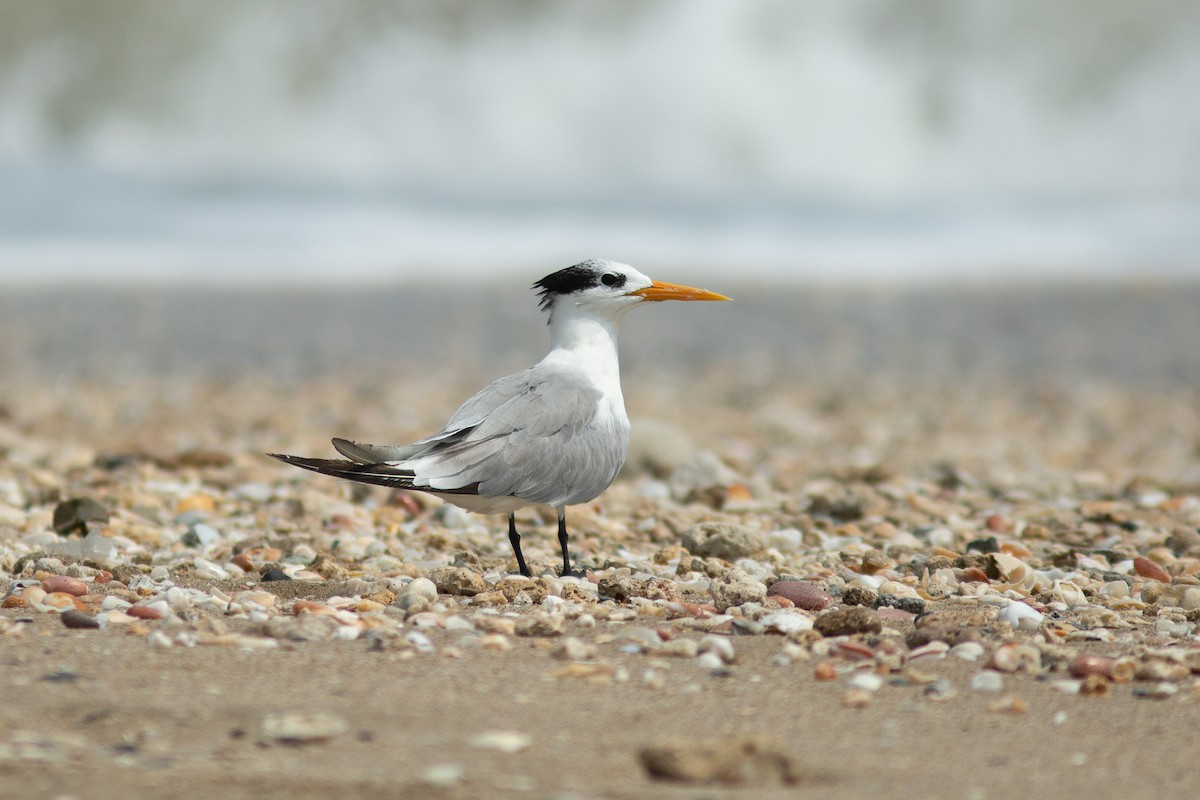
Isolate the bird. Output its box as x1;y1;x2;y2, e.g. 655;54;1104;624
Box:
268;259;729;578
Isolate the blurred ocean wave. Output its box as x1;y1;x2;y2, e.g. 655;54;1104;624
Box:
1;0;1198;283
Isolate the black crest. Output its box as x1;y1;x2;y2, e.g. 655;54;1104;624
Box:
534;260;626;312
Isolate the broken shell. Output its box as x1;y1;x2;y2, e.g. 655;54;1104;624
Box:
997;601;1043;631
989;643;1042;674
907;641;950;663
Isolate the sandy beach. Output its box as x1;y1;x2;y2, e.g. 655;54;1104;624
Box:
2;282;1199;799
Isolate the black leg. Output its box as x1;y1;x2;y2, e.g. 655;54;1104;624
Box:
557;510;582;577
508;513;531;578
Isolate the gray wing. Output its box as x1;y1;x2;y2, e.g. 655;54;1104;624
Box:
331;369;539;464
407;365;625;506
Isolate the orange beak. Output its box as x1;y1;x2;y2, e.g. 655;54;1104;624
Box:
628;280;731;303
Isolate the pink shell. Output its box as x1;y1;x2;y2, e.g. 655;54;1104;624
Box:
1133;556;1171;583
42;575;88;596
767;581;832;611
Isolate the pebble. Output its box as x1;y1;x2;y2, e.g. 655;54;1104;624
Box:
840;585;878;607
428;566;487;597
60;610;100;629
639;736;802;786
681;523;765;560
814;606;882;637
176;494;216;516
513;613;564;637
707;568;767;612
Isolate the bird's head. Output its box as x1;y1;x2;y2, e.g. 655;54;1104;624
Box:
534;259;729;323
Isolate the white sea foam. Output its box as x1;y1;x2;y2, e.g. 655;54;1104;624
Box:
0;1;1197;283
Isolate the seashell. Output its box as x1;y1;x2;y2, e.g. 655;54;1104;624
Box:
842;688;874;708
1049;580;1087;608
760;612;814;636
830;640;875;661
469;730;531;754
971;672;1004;692
400;577;438;601
166;587;194;612
42;576;88;596
127;604;165;620
1049;679;1083;695
697;635;735;664
553;637;596;661
41;592;86;612
1132;682;1178;699
766;581;831;611
1135;658;1190;683
987;696;1028;714
260;711;348;743
658;638;699;658
999;541;1031;559
233;591;277;610
407;611;443;628
875;607;916;622
293;600;335;615
21;586;47;606
956;567;990;583
1068;654;1116;680
876;580;919;599
985;514;1012;532
988;643;1041;674
991;553;1030;583
997;601;1043;631
907;641;950;663
664;601;717;618
813;661;838;681
950;642;986;662
847;672;883;692
1133;556;1171;583
480;634;512;651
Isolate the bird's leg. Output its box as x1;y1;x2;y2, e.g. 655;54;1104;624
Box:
557;510;583;578
508;513;531;578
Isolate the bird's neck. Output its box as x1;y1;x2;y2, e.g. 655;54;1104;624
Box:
545;310;625;393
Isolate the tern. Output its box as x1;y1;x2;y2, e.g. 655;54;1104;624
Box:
269;259;729;577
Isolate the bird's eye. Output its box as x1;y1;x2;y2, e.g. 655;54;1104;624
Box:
600;273;618;286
